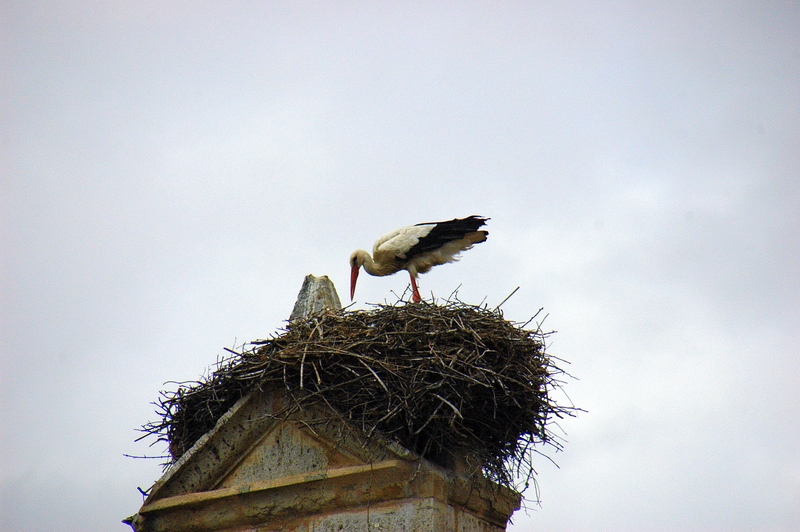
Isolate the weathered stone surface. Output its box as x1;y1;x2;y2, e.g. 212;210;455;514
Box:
270;498;508;532
217;421;361;488
144;389;281;500
128;459;518;532
289;274;341;321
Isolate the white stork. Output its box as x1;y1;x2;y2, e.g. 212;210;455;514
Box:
349;215;489;303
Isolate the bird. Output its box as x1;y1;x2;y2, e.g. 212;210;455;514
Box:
349;215;489;303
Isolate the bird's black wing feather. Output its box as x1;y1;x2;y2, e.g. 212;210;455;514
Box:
405;215;489;258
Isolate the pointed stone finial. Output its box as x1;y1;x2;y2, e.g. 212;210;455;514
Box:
289;274;342;321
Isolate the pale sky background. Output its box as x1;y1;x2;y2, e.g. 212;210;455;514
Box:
1;2;799;531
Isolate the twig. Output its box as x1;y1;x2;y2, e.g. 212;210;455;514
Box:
495;286;520;310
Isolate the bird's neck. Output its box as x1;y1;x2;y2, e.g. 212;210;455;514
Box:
358;250;393;276
357;250;378;275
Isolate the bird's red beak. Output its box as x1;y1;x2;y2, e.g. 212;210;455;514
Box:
350;265;359;300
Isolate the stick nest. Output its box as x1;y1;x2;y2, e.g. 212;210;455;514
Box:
141;300;577;492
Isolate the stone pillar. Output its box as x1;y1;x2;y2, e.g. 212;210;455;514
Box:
289;274;342;321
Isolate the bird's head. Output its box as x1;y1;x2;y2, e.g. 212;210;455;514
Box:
349;250;365;300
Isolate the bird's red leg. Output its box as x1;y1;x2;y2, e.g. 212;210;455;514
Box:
409;274;422;303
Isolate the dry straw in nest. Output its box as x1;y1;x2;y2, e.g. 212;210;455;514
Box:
140;299;577;493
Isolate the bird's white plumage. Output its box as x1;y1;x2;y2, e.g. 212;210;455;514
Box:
373;224;435;261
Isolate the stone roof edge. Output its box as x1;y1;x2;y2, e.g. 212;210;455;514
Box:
131;459;519;532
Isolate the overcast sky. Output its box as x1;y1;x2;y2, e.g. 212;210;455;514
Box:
1;2;798;531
